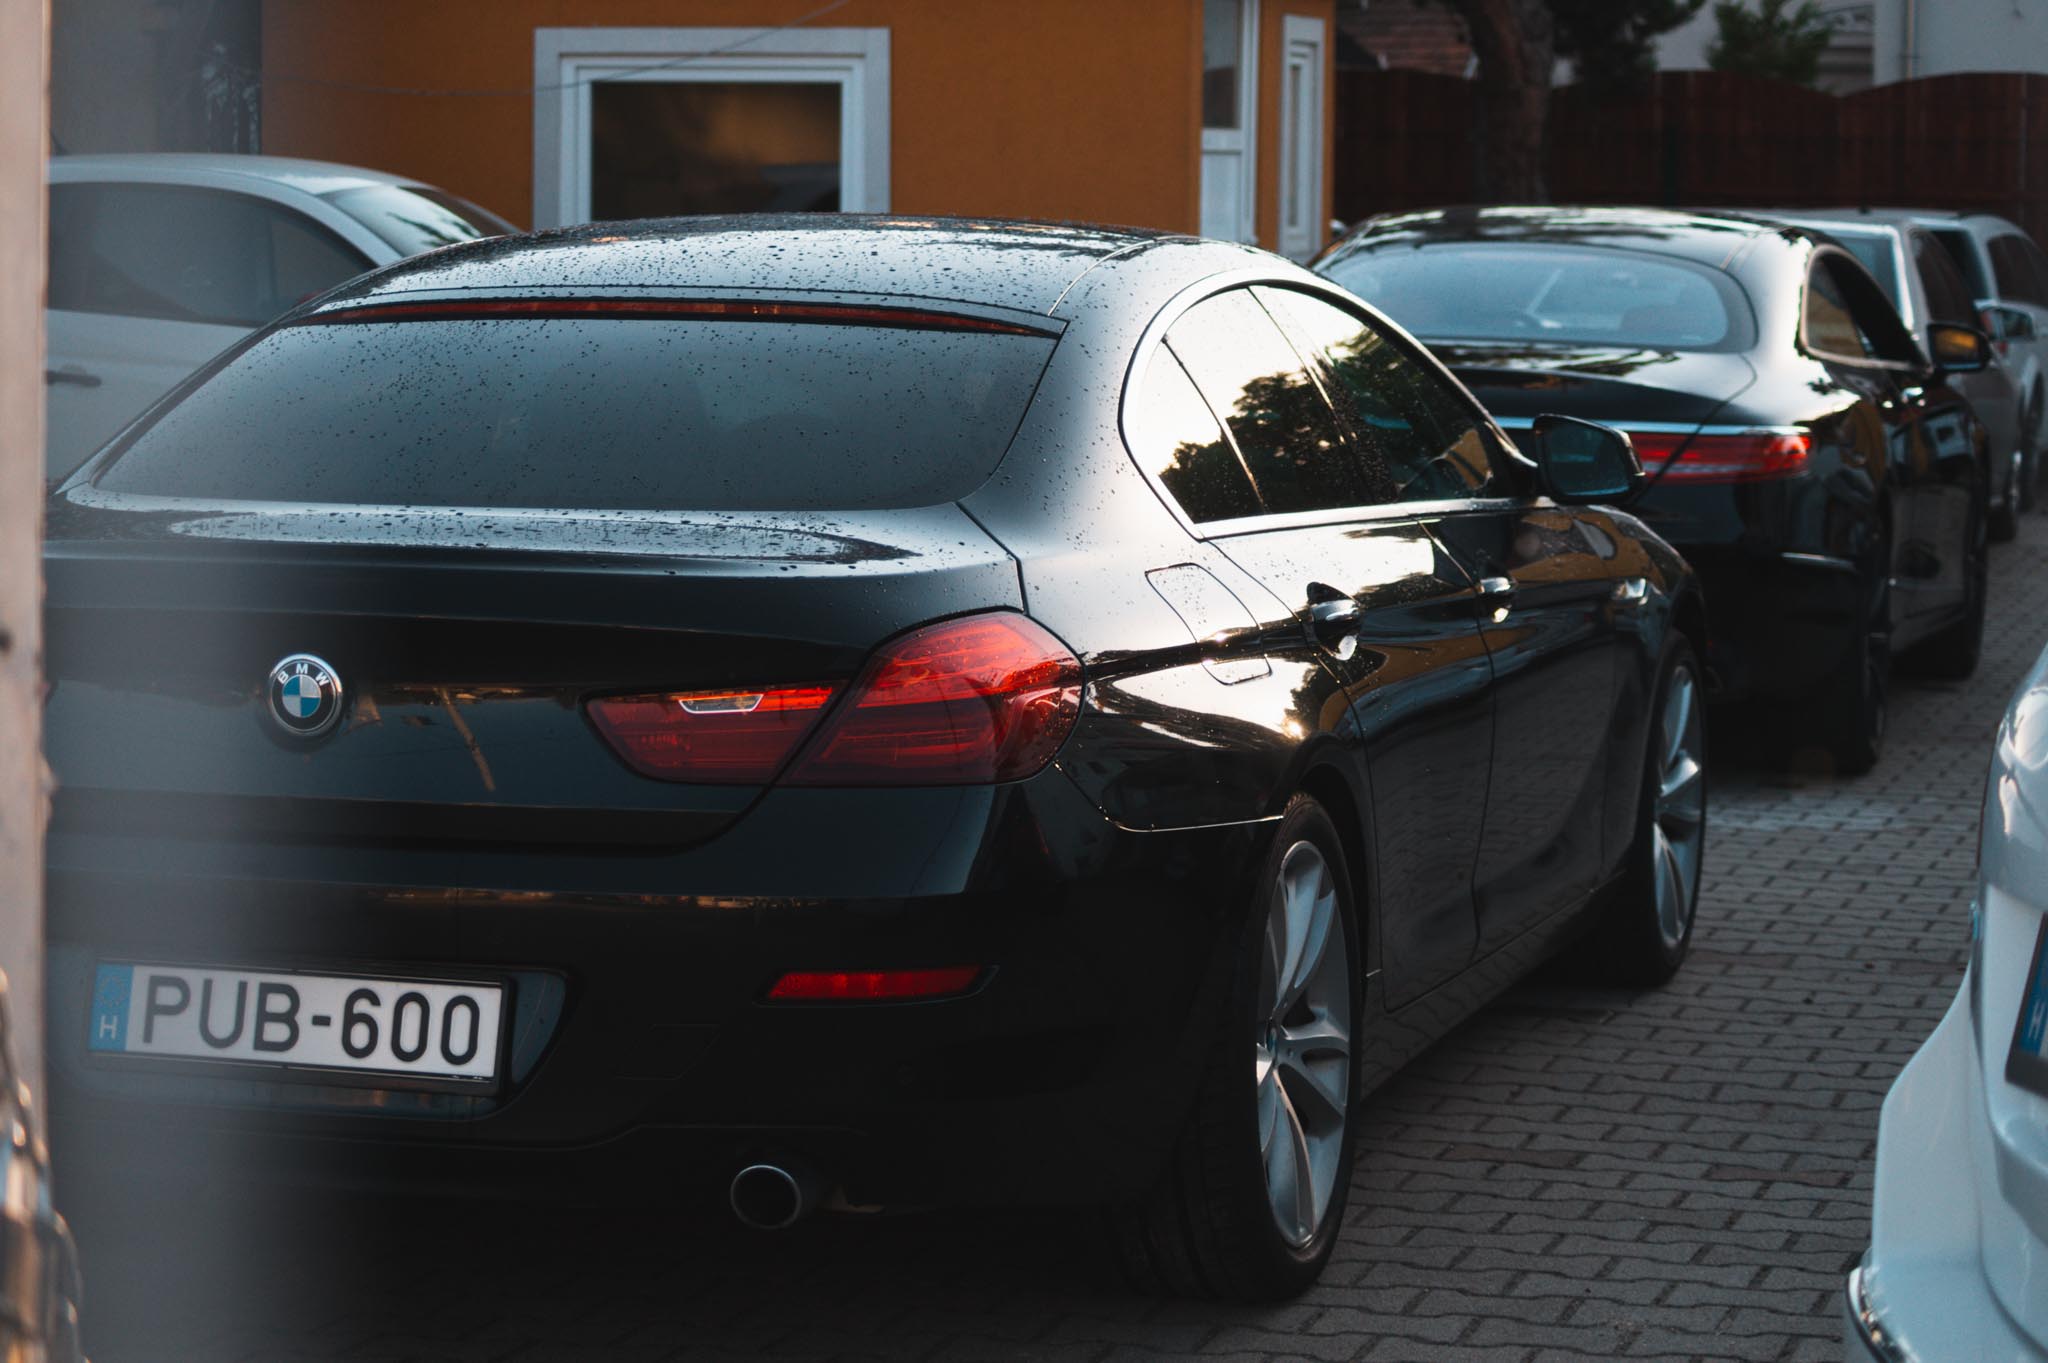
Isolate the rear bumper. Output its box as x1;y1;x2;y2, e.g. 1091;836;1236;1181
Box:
47;770;1268;1208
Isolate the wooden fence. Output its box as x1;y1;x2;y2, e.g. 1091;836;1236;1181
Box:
1335;70;2048;245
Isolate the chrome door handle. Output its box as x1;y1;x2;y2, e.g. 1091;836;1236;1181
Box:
1477;575;1514;620
1303;583;1362;657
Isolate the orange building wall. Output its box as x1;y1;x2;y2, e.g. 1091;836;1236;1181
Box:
260;0;1207;234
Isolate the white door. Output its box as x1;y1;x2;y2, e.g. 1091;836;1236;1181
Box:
1199;0;1258;244
1277;16;1326;263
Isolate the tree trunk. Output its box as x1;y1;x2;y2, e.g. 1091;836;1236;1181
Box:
1445;0;1556;202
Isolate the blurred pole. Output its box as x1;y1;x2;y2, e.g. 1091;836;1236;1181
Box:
0;0;48;1104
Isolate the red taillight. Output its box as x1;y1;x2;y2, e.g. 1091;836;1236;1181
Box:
784;612;1082;786
587;684;837;783
1632;430;1812;483
766;966;983;1002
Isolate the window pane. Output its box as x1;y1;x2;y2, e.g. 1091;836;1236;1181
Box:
1203;0;1243;129
1166;290;1370;516
270;213;374;312
1831;233;1898;307
1324;243;1748;352
1130;349;1262;523
590;81;841;218
1930;228;1990;299
1260;288;1495;504
1806;263;1873;358
97;318;1054;511
1913;233;1974;325
324;184;515;256
1990;237;2046;306
45;183;365;327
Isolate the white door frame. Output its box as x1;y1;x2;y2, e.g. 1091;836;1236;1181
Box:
1277;14;1326;262
532;26;891;229
1199;0;1259;245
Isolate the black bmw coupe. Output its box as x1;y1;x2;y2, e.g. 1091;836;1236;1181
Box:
45;216;1704;1300
1316;207;1995;775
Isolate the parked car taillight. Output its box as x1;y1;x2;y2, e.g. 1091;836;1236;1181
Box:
586;612;1083;787
587;684;838;784
785;612;1082;786
1632;431;1812;483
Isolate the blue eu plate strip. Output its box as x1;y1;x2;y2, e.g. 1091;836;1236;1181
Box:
88;964;132;1052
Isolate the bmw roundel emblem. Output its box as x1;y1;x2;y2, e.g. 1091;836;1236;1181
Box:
267;653;345;739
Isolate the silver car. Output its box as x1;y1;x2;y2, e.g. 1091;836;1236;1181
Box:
45;153;514;482
1844;643;2048;1361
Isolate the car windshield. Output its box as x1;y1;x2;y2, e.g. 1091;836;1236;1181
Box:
93;310;1056;510
1323;242;1752;351
321;184;517;255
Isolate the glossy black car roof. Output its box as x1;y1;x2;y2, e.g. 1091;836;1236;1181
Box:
316;214;1187;318
1323;205;1787;271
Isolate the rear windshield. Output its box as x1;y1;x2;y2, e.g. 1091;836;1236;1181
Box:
323;185;518;256
1818;231;1898;307
94;313;1056;511
1323;242;1753;352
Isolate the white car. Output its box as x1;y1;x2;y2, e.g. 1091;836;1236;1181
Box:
45;153;514;481
1844;648;2048;1361
1911;211;2048;463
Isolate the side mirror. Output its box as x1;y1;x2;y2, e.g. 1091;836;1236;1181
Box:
1532;414;1644;504
1928;322;1991;374
1984;305;2037;342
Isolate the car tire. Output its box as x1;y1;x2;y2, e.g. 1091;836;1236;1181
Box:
1899;489;1988;682
2025;393;2044;513
1585;636;1706;987
1112;794;1360;1302
1801;569;1890;777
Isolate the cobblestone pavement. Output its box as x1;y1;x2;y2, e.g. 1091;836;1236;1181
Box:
69;516;2048;1363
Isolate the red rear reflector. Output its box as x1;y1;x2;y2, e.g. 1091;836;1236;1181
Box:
766;966;983;1002
588;684;836;783
784;612;1082;786
1632;430;1812;483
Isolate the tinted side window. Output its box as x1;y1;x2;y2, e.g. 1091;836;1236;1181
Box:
1990;236;2048;306
47;183;371;327
1164;290;1373;516
1129;348;1263;523
2025;239;2048;306
1259;287;1496;504
1930;228;1991;299
1913;231;1976;326
1806;254;1919;365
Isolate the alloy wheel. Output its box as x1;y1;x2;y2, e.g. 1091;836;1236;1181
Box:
1253;841;1352;1248
1651;666;1706;949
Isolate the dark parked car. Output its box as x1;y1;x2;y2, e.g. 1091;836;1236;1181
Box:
1316;207;1994;774
45;216;1705;1301
1762;209;2035;539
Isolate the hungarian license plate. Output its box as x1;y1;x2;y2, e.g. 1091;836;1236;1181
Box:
88;963;505;1085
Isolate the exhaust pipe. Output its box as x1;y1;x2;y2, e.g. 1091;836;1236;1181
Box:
729;1160;826;1230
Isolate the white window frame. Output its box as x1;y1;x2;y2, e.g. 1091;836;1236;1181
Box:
1200;0;1259;245
532;26;890;229
1276;14;1326;263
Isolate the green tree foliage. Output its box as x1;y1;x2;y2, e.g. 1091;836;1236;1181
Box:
1554;0;1707;96
1438;0;1713;199
1706;0;1834;86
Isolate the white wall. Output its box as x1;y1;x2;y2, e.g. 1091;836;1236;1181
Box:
1874;0;2048;81
0;0;47;1103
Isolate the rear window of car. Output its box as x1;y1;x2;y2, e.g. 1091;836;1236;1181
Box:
1822;232;1899;307
93;309;1056;511
1321;242;1754;352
